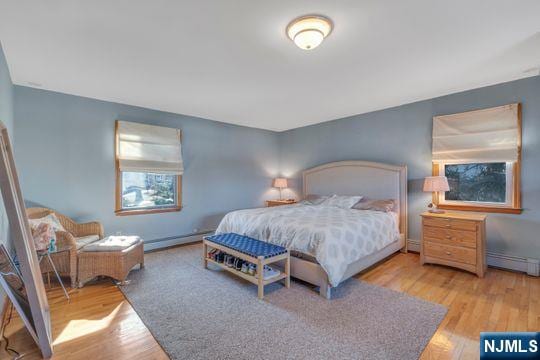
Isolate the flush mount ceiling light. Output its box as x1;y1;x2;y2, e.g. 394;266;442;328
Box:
286;15;333;50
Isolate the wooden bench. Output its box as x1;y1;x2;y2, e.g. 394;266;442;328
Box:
203;233;290;299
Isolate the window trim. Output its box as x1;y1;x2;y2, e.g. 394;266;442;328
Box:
114;121;182;216
432;103;522;214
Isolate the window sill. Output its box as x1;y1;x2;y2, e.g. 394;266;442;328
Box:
437;204;522;214
115;206;182;216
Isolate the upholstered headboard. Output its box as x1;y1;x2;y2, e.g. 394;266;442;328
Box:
302;160;408;238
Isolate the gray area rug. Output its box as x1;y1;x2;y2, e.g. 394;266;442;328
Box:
120;244;446;360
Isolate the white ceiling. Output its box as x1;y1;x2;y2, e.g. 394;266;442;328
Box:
1;1;539;131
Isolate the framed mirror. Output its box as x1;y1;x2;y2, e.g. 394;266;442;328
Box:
0;121;52;357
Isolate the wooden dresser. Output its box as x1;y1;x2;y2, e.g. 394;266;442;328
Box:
420;212;487;277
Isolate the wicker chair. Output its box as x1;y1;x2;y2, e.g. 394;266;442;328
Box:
26;207;104;288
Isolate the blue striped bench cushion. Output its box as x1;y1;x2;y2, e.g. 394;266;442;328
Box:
204;233;287;259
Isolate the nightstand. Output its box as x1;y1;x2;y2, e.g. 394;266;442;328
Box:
420;212;487;277
266;199;297;207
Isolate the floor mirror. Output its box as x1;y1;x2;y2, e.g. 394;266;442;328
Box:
0;121;53;358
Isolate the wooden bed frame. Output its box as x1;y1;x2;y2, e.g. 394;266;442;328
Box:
292;160;408;299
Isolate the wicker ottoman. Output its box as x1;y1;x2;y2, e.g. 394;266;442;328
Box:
77;237;144;287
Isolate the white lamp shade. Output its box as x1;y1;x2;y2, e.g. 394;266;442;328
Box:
273;178;288;188
423;176;450;192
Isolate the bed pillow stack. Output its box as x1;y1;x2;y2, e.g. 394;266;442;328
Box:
300;194;330;205
320;195;363;209
301;194;397;212
352;198;397;212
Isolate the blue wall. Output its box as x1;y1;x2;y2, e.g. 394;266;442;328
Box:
279;76;540;259
14;86;280;242
0;43;14;309
11;71;540;259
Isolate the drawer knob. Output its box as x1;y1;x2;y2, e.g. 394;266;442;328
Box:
445;235;452;239
445;224;451;228
445;251;451;255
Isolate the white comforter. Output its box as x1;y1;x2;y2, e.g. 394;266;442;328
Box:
216;204;400;287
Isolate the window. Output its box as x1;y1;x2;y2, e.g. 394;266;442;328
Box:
432;104;521;214
115;121;183;215
435;162;516;210
445;163;507;203
121;172;177;210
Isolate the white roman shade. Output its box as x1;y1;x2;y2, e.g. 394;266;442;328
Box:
432;103;520;163
116;121;183;174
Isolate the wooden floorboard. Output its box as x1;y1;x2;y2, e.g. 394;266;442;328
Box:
2;251;538;359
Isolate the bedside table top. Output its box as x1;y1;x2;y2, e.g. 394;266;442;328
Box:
421;211;486;221
267;199;296;204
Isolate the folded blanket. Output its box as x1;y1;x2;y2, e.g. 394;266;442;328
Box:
82;235;141;252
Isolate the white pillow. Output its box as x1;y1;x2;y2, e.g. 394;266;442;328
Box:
320;195;363;209
299;194;330;205
28;213;66;233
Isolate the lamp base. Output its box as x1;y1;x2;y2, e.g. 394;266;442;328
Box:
427;202;445;214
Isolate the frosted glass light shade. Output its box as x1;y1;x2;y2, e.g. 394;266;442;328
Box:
294;29;324;50
273;178;288;188
423;176;450;192
287;15;333;50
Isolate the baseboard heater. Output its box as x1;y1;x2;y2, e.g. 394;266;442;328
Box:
144;230;215;252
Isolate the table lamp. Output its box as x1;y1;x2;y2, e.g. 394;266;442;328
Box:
273;178;288;200
423;176;450;213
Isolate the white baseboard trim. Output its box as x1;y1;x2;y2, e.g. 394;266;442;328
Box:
407;239;540;276
144;231;214;252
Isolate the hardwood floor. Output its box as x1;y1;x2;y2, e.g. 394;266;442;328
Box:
2;251;538;359
1;281;168;360
359;253;539;359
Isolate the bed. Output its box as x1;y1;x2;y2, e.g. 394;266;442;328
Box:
216;161;408;298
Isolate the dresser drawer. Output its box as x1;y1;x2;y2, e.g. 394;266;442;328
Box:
423;227;477;248
423;217;477;231
424;242;477;265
